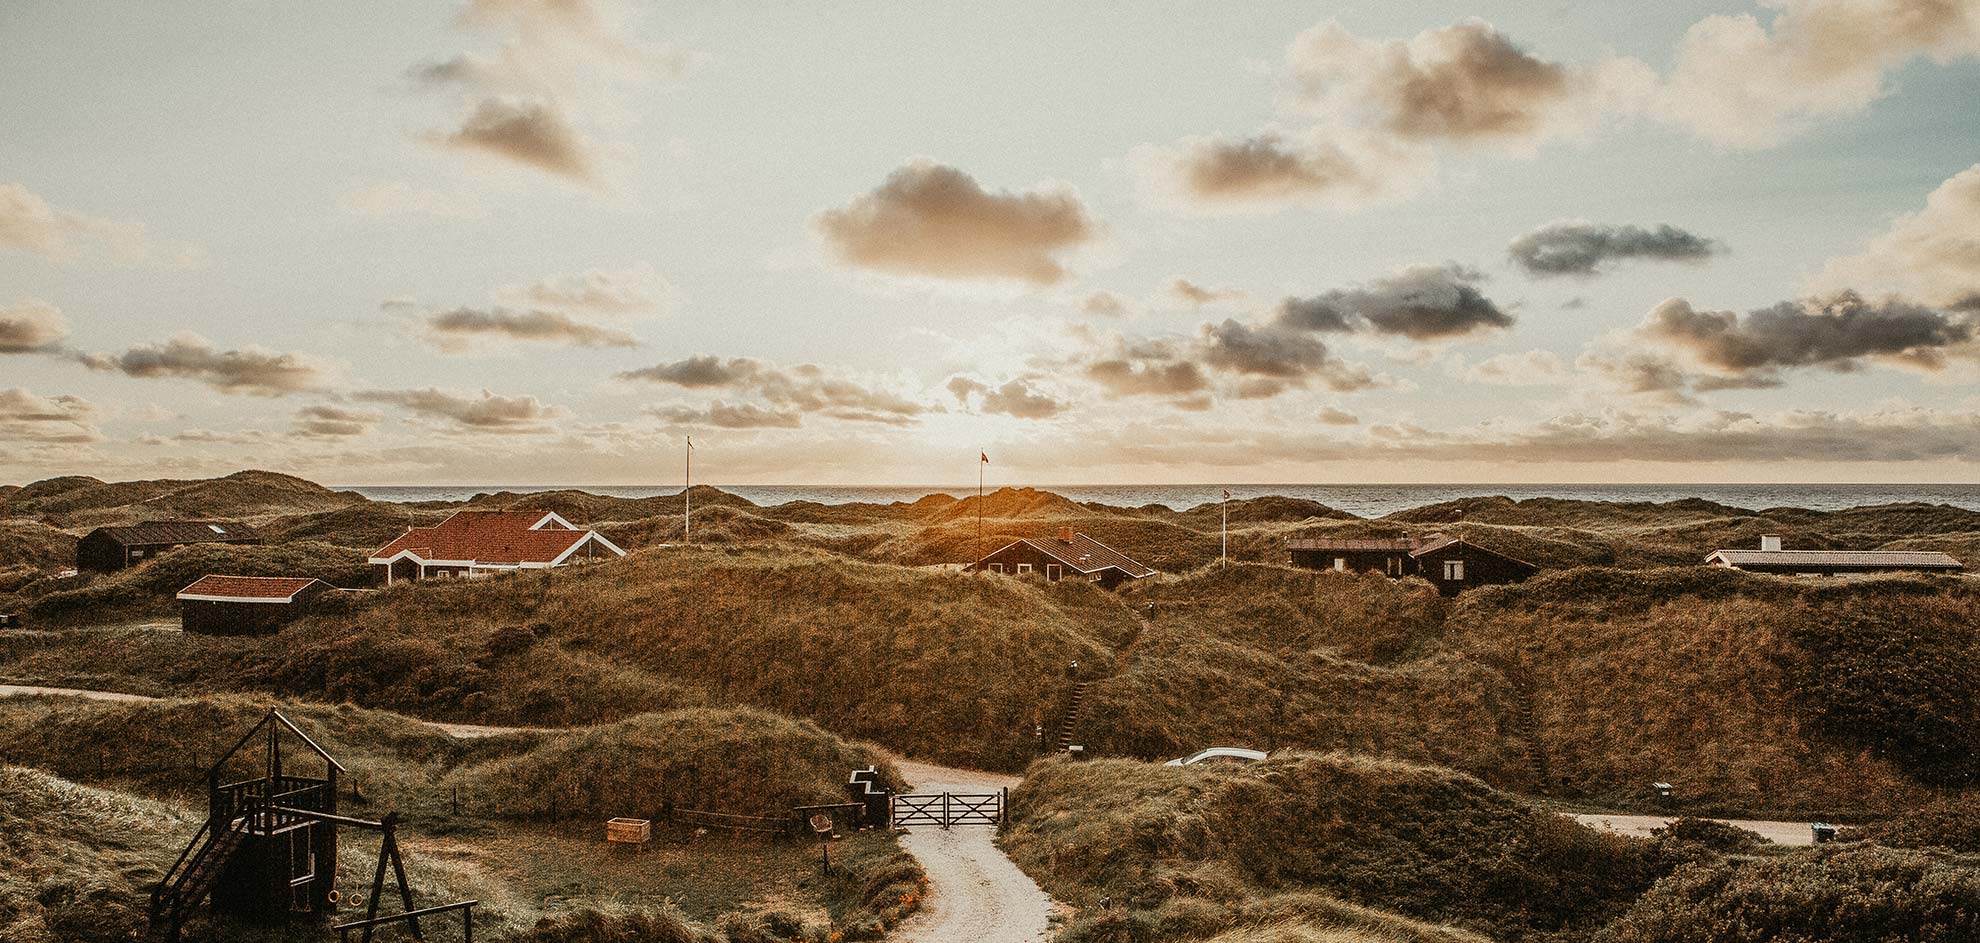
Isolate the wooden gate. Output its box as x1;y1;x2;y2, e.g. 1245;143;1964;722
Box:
890;790;1004;829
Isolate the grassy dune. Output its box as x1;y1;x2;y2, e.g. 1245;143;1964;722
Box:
1005;752;1658;943
27;540;373;623
0;765;190;943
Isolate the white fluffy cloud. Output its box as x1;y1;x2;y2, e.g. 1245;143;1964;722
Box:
1818;163;1980;309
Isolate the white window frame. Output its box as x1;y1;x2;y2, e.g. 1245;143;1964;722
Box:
989;563;1004;574
1046;564;1062;581
1387;556;1403;576
1332;557;1346;572
1443;559;1464;581
1016;563;1033;576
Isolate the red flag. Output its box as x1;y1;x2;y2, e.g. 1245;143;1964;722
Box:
980;452;989;464
1223;489;1231;500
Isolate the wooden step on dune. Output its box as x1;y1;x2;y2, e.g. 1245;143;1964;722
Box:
1055;682;1087;751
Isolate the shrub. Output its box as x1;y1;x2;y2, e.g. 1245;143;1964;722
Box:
1598;845;1980;943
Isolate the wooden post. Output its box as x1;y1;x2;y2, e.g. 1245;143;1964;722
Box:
941;792;951;831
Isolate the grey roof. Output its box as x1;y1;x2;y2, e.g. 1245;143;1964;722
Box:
87;521;262;546
1003;533;1156;579
1708;549;1963;570
1409;534;1539;569
1285;537;1417;552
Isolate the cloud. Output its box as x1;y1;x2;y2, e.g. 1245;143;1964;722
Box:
292;404;383;438
946;376;1067;420
1139;132;1424;210
0;182;188;266
1276;263;1514;340
356;387;565;433
1465;349;1570;385
0;298;70;353
815;158;1098;285
422;306;638;351
648;402;803;429
1656;0;1980;148
499;262;671;314
340;182;485;219
1081;291;1131;317
0;387;100;444
620;355;929;425
1286;18;1576;142
1508;221;1725;277
1638;292;1976;383
1197;319;1376;393
438;98;598;183
1317;405;1359;425
1170;279;1244;306
1817;163;1980;308
80;334;330;396
1084;340;1212;399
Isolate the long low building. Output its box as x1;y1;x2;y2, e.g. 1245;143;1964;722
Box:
968;528;1156;589
177;575;332;635
77;521;262;573
368;509;626;584
1707;535;1963;575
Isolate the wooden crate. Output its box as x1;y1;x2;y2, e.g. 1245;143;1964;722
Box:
605;817;651;844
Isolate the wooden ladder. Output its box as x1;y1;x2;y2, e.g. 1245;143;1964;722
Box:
1055;682;1087;752
1512;685;1551;795
151;814;250;943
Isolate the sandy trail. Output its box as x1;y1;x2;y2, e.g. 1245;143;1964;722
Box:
885;755;1054;943
1571;812;1818;846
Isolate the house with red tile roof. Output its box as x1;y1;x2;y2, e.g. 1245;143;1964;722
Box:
367;510;626;584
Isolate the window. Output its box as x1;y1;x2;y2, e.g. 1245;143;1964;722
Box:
1442;560;1464;581
1047;564;1062;581
989;563;1004;574
1016;563;1033;575
207;524;227;535
1332;557;1346;572
1387;556;1403;576
130;549;146;559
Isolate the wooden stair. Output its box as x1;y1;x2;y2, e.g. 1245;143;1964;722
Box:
150;815;249;943
1511;685;1551;795
1055;682;1088;752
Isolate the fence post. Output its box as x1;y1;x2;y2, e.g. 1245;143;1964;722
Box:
1001;786;1009;825
942;792;951;831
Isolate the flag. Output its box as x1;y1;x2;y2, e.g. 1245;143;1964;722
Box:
981;452;989;464
1223;489;1231;500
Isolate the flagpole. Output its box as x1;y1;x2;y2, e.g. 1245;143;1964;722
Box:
1221;488;1228;563
684;435;693;541
977;454;984;566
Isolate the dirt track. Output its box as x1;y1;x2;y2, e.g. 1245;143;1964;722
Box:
887;755;1054;943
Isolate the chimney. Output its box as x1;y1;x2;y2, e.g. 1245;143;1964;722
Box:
1059;527;1075;543
1760;534;1782;552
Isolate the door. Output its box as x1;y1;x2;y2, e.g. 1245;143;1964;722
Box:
1046;564;1062;581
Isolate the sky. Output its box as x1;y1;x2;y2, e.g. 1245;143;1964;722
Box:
3;0;1979;487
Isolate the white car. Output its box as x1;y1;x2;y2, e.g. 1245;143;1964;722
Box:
1164;747;1268;767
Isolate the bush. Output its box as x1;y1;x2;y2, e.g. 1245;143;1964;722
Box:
1598;845;1980;943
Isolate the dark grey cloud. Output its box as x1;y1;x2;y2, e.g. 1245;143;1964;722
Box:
1509;221;1724;277
1288;19;1573;141
80;333;329;396
0;298;69;353
356;387;563;433
1276;263;1513;340
649;402;803;430
947;376;1067;420
621;355;928;425
814;158;1097;285
292;404;383;438
1084;339;1212;399
422;306;637;351
1197;319;1377;392
440;99;597;183
1640;292;1976;379
0;387;100;444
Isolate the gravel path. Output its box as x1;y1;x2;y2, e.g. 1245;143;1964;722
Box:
1571;812;1819;846
886;755;1054;943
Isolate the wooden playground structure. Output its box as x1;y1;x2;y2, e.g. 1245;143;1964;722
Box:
149;709;475;942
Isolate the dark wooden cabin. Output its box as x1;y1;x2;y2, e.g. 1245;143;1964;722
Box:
177;575;332;635
1285;533;1538;595
76;521;262;573
967;528;1156;589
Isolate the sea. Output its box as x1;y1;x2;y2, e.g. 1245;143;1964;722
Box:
341;483;1980;519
